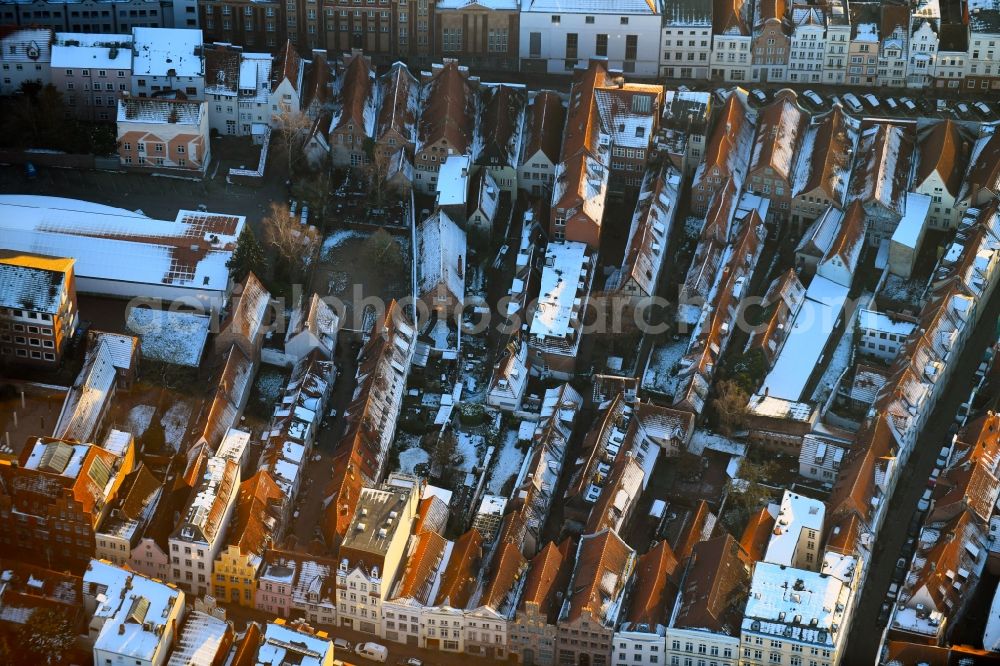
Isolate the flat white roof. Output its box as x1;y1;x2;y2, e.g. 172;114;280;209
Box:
747;394;813;421
126;307;211;366
52;33;133;69
891;192;931;250
524;0;658;14
0;195;244;297
477;494;507;516
759;276;849;401
743;561;850;648
764;490;825;567
858;309;916;336
257;623;332;666
132;27;203;78
530;241;590;339
436;154;471;207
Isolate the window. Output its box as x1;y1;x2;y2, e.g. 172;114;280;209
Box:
550;14;560;23
566;32;578;59
620;16;628;24
596;33;608;57
585;15;594;23
625;34;637;60
529;32;541;58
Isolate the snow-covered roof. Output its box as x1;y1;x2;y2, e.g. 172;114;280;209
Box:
759;276;850;402
524;0;658;14
167;611;229;666
131;27;204;78
56;340;117;443
118;94;204;125
593;84;661;150
854;22;878;41
890;192;931;250
849;122;915;218
986;584;1000;651
87;559;183;662
0;28;51;63
52;33;132;69
0;253;73;314
747;394;813;421
0;196;244;298
858;309;917;336
662;0;711;25
611;164;679;296
750;95;805;184
127;307;210;367
531;241;591;339
477;494;507;516
436;154;471;207
417;209;466;304
437;0;518;10
743;562;851;648
257;622;333;666
763;490;825;567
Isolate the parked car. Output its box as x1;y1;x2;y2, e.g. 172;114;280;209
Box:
936;99;949;112
927;468;941;487
356;642;389;663
975;101;993;117
956;102;972;116
937;446;951;468
900;97;918;112
333;638;353;652
398;660;423;666
878;601;892;627
917;488;933;512
750;88;768;104
300;204;309;225
861;93;880;109
955;401;971;424
886;97;899;112
842;93;864;113
803;89;824;107
714;87;730;103
888;582;900;600
908;512;924;537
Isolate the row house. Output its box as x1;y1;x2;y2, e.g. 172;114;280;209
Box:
794;205;843;276
660;90;711;176
846;3;879;88
660;0;713;80
798;429;853;483
674;193;768;414
555;529;636;666
745;90;805;223
413;60;478;194
583;455;644;535
518;90;566;198
336;477;421;635
751;0;790;83
957;126;1000;218
913;119;971;230
212;470;285;607
594;77;663;193
787;5;825;84
821;0;849;85
0;0;167;35
0;253;77;367
435;0;520;71
877;3;909;89
203;43;273;137
261;352;335;501
474;83;526;194
94;462;162;566
509;539;575;666
214;272;271;366
374;61;419;192
329;50;376;168
117;93;211;175
519;0;661;76
50;32;132;122
710;0;752;83
906;0;940;89
847;121;916;247
168;453;240;597
241;621;335;664
527;242;594;378
0;27;51;96
663;534;749;666
199;0;283;51
935;20;968;89
689;90;754;216
928;413;1000;527
256;549;339;627
679;179;740;325
417;209;467;320
271;40;305;114
611;540;679;666
130;27;204;98
0;437;131;569
857;309;917;363
967;1;1000;91
607;163;681;298
790;104;859;230
743;268;806;369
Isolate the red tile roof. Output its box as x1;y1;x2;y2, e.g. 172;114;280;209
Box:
625;540;679;626
434;528;483;608
522;91;566;165
519;538;575;622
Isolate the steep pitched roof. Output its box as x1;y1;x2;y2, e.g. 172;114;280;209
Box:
713;0;749;35
225;470;284;560
694;93;754;191
825;413;896;528
376;62;419;146
625;540;679;626
672;533;750;635
394;530;448;603
330;53;375;135
475;84;526;168
793;104;859;203
961;130;1000;203
916;119;970;198
749;94;805;184
821;199;866;271
560;529;634;626
518;538;574;621
521;90;566;165
117;464;162;522
274;41;303;92
739;507;775;561
848;122;916;217
478;540;528;612
417;61;476;155
435;528;483;608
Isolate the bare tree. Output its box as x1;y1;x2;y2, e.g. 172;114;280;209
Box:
273;106;313;175
363;138;391;206
262;201;321;279
711;379;749;437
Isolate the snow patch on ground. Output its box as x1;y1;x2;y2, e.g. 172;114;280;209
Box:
398;446;430;475
456;431;484;472
642;340;688;397
487;429;523;494
160;401;192;451
688;430;746;456
322;229;365;257
810;292;872;404
126;405;155;437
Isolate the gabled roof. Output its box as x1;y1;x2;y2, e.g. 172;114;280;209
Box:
793;104;859;203
929;412;1000;525
478;541;528;613
417;209;466;303
559;529;634;627
672;500;715;561
613;164;680;296
713;0;749;35
435;528;483;608
749;94;805;184
417;61;477;155
273;41;303;93
521;91;566;165
222;272;270;349
225;470;284;562
671;533;750;635
848;122;916;217
394;530;448;604
740;506;776;561
693;92;755;192
625;540;679;626
475;84;526;168
754;0;787;27
825;413;896;528
584;455;644;534
376;62;419;147
330;52;375;136
116;464;162;522
302;53;333;113
916;119;970;198
905;509;986;618
820;199;866;272
518;538;575;621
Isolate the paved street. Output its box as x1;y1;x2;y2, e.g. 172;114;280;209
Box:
843;284;1000;663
